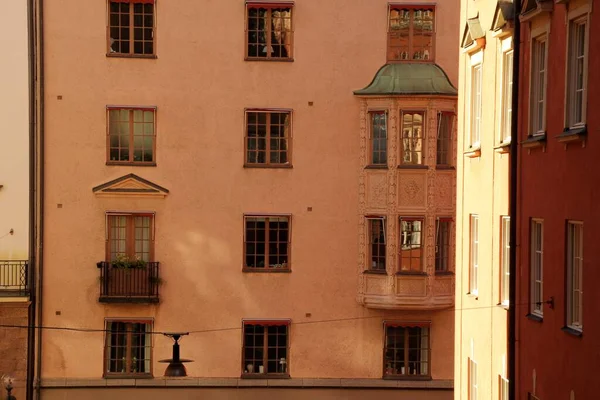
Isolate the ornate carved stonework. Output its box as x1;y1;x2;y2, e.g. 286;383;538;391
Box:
436;173;453;210
367;174;387;209
398;173;427;207
366;275;388;295
396;276;427;297
433;277;454;296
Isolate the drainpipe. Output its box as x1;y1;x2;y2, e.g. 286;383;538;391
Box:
26;0;37;398
34;0;45;398
508;1;521;399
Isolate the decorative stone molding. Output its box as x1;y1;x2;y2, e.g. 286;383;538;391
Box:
92;174;169;198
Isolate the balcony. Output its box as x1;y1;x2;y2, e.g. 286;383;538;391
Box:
0;260;29;297
359;272;454;310
97;261;160;304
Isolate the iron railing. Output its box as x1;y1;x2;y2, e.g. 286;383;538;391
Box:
97;261;160;303
0;260;29;296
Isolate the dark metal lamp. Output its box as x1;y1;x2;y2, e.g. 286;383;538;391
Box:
159;333;193;377
2;374;16;400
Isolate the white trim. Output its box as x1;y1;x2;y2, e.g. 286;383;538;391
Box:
566;221;583;331
528;31;549;136
530;219;544;317
564;11;589;129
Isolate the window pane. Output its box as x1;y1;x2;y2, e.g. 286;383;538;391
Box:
401;112;424;164
368;219;386;271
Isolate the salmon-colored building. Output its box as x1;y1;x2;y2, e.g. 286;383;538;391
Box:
36;1;458;398
516;0;599;398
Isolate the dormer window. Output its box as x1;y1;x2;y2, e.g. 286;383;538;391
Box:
387;5;435;62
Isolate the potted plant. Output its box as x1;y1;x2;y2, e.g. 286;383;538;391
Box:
111;254;147;269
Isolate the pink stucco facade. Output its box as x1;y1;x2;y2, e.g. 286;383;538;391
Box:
39;1;458;397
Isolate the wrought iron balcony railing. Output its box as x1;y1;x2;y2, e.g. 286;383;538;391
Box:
97;261;160;303
0;260;29;297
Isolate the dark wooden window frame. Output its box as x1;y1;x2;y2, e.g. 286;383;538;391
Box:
106;106;157;166
244;109;292;168
241;320;290;378
243;214;291;272
106;0;157;58
387;4;436;62
366;216;387;272
399;217;424;273
106;212;155;262
104;319;153;378
245;2;294;61
400;110;426;166
383;321;431;380
436;111;454;167
435;217;452;273
369;110;388;166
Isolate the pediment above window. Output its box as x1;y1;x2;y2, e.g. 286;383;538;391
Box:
491;1;514;37
92;174;169;198
520;0;553;22
461;16;486;53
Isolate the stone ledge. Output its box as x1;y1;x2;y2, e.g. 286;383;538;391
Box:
40;377;454;389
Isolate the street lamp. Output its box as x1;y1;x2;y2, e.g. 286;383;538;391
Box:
159;333;194;377
2;374;16;400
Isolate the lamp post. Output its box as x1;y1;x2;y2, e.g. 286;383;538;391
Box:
2;374;16;400
159;333;194;377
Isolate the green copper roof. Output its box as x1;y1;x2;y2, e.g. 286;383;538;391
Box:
354;63;457;96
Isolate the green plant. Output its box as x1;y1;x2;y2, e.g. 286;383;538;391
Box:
111;254;147;269
150;276;164;285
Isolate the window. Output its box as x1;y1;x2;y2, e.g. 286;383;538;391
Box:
108;0;155;56
436;112;453;166
566;221;583;331
242;321;289;376
387;6;435;61
105;320;152;376
244;216;290;270
245;110;291;166
370;111;388;166
499;376;509;400
401;111;424;165
399;218;423;272
368;218;386;272
384;323;430;378
530;219;544;316
107;214;154;262
469;215;479;294
107;108;155;165
501;50;514;143
470;63;482;147
435;218;451;272
530;36;547;135
566;16;588;128
246;3;293;60
468;358;478;400
500;216;510;306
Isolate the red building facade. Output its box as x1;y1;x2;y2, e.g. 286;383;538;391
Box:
516;0;600;398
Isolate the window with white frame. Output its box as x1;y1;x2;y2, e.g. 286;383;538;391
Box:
500;216;510;306
501;44;514;143
530;35;547;135
470;53;483;147
470;215;479;294
499;375;509;400
469;358;478;400
566;221;583;331
566;16;588;128
530;219;543;316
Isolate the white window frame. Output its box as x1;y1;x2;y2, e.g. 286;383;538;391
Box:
499;36;514;144
530;219;544;317
566;221;583;331
469;215;479;295
529;32;548;136
469;51;483;148
499;375;509;400
500;216;510;306
565;9;589;129
469;358;478;400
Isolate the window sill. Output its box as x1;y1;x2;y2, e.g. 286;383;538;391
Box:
494;141;511;154
557;126;586;144
396;270;427;276
104;374;153;379
106;53;157;59
383;375;431;381
365;165;388;170
435;165;455;170
561;326;583;337
106;161;157;167
521;133;546;149
434;270;454;276
244;57;294;62
243;164;293;169
240;374;291;379
466;292;478;299
464;147;481;158
363;269;387;275
526;313;543;323
243;267;291;273
496;302;509;310
397;164;428;170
